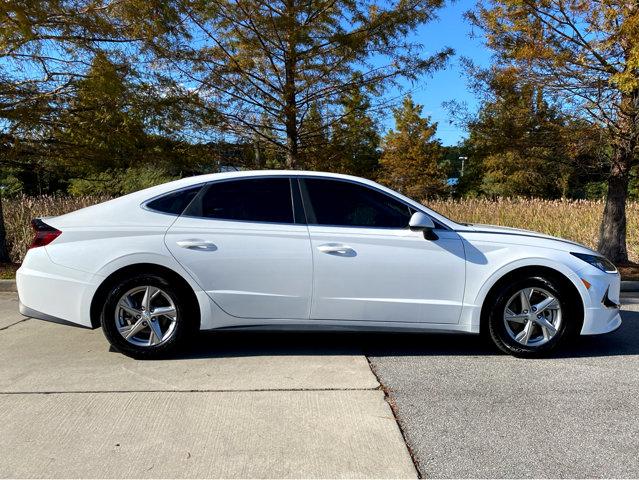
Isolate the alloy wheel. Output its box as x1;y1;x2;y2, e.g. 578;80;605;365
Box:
115;286;178;347
503;287;562;347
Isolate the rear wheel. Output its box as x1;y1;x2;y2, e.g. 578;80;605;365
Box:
486;275;579;357
101;274;194;359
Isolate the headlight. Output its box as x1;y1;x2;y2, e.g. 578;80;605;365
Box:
570;252;618;273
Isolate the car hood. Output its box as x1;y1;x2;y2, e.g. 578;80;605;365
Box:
459;223;596;253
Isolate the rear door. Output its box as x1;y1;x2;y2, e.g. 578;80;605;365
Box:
164;177;312;319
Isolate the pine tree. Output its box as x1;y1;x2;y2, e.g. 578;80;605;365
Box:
54;53;147;174
330;88;380;178
149;0;452;167
468;68;569;197
299;103;331;171
379;96;447;200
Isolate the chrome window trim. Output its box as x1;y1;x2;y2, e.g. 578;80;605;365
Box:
141;173;451;231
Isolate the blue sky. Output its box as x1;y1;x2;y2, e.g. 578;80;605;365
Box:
381;0;492;146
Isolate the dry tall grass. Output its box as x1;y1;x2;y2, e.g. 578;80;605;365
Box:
430;198;639;262
4;195;110;262
3;195;638;263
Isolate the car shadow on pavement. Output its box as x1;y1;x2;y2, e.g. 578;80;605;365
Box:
173;309;639;360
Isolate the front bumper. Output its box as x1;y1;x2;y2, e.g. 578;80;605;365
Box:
579;270;622;335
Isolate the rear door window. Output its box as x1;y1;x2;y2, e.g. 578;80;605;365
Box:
185;177;294;224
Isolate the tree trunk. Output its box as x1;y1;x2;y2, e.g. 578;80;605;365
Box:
597;154;631;263
598;89;639;264
285;119;298;168
0;196;11;264
283;53;298;166
254;137;263;168
283;0;298;169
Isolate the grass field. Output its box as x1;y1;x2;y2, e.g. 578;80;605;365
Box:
3;195;638;267
429;198;639;263
4;195;111;263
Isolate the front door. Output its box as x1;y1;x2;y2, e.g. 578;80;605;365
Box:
165;177;312;319
301;178;466;324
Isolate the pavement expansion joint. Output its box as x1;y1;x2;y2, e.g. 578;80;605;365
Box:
365;355;423;479
0;386;381;395
0;318;29;331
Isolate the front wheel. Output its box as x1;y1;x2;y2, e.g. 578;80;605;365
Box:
486;275;579;357
101;274;194;359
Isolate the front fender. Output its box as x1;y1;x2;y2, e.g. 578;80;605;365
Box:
472;257;590;311
459;254;591;333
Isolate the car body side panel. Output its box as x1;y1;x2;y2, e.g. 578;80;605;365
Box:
17;222;220;329
17;247;96;328
43;226;173;274
18;225;621;336
308;227;466;324
164;216;313;320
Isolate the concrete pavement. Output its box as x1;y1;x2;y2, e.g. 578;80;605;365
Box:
1;390;411;478
0;293;26;330
0;316;378;393
0;293;416;479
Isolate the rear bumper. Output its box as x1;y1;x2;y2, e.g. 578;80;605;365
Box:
16;248;100;328
19;301;90;328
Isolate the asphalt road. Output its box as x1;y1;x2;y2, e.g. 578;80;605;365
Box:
367;301;639;478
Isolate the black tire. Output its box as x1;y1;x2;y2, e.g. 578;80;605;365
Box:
101;273;196;359
486;275;579;358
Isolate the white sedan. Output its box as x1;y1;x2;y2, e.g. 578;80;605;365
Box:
17;171;621;358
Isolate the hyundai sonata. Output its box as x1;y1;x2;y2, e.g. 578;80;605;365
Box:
17;171;621;358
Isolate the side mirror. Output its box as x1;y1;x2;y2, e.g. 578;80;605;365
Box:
409;212;438;240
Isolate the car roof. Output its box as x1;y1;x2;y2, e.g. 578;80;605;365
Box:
51;170;459;229
169;169;378;185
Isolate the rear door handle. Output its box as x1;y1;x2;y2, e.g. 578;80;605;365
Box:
317;243;356;256
176;239;218;251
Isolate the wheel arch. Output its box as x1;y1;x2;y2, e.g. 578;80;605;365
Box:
89;263;201;329
478;265;585;335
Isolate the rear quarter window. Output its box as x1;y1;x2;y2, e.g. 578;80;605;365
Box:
145;186;202;215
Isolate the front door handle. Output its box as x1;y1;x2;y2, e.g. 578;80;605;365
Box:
176;239;218;251
317;243;356;256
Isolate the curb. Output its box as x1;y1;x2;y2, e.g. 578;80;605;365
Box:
0;279;638;294
0;279;16;292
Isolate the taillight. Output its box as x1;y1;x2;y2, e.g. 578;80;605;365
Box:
29;219;62;249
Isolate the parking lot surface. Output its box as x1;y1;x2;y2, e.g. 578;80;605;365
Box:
0;293;415;479
368;302;639;478
3;291;638;478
